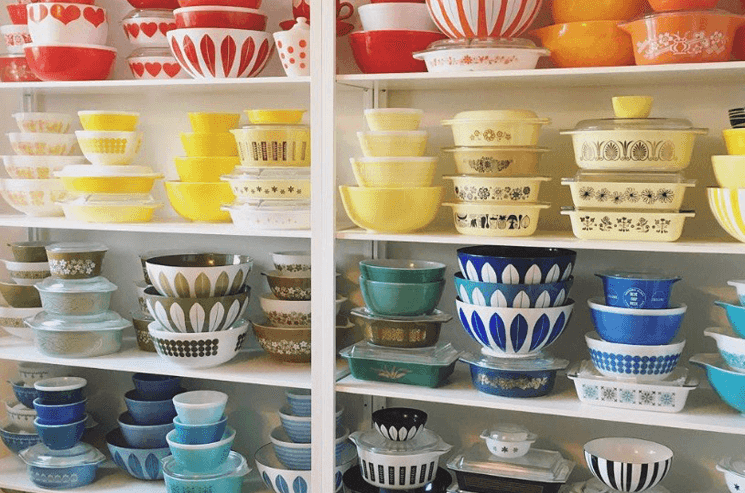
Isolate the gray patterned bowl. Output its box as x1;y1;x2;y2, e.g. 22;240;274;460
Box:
146;253;253;299
144;286;250;333
263;270;311;301
106;428;170;480
148;319;250;369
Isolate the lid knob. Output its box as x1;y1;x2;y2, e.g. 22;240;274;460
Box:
612;96;653;119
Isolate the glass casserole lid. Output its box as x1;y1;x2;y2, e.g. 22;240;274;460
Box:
162;450;249;480
26;310;132;332
58;193;160;206
20;442;105;468
562;170;693;184
222;167;310;181
349;306;452;323
563;117;706;133
351;428;449;455
443;110;550;125
340;341;461;366
55;165;162;178
127;47;176;59
35;276;118;293
240;124;309;130
225;199;310;211
122;8;175;20
481;424;536;442
416;37;549;54
460;351;569;371
46;242;108;254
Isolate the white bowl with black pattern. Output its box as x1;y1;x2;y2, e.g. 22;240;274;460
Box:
584;437;673;493
148;319;249;369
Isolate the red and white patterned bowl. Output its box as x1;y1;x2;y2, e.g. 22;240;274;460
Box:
127;48;189;79
425;0;543;39
167;27;273;79
1;24;32;54
122;9;176;48
27;3;108;45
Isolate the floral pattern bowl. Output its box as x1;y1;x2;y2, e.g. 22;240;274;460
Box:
444;175;550;203
259;293;345;327
253;321;311;363
262;270;311;301
45;243;107;280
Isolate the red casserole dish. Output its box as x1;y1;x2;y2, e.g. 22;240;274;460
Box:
173;6;267;30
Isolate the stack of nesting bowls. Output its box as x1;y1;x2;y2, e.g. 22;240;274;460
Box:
1;112;81;217
455;246;575;397
19;377;107;489
442;110;551;237
166;112;239;223
0;241;48;340
561;96;704;242
145;253;253;368
225;109;311;229
25;242;132;358
1;0;30;55
131;252;157;353
106;373;183;480
163;390;250;492
122;7;184;80
340;108;444;234
58;111;163;223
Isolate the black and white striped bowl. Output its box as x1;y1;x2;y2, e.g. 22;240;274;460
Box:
584;438;673;493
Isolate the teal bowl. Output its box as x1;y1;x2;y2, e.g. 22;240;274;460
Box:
691;353;745;413
359;259;446;283
716;301;745;338
360;277;445;317
166;426;235;473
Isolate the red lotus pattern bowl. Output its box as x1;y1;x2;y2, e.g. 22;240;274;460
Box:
173;6;267;30
349;30;447;74
24;43;116;81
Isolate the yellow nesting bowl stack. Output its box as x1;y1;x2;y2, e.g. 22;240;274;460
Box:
710;113;745;242
340;108;442;234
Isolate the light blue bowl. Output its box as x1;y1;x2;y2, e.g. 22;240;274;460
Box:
173;415;227;445
124;389;180;426
457;246;576;284
10;380;38;408
716;301;745;338
278;405;343;443
0;423;40;454
106;428;170;480
285;389;310;417
589;297;686;346
162;451;249;493
118;412;174;449
166;426;235;473
34;416;86;450
33;398;86;426
360;277;445;317
691;353;745;413
270;425;347;470
454;272;573;308
172;390;228;425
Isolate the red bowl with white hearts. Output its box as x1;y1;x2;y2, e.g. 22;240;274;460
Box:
27;3;108;45
1;24;31;54
349;30;447;73
6;4;28;24
122;9;176;48
24;43;116;81
0;54;40;82
173;6;267;30
177;0;260;7
167;27;272;78
127;47;188;79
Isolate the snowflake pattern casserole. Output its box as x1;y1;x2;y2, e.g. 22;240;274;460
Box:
49;258;97;276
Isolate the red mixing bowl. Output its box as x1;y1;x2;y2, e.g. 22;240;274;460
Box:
173;6;267;30
178;0;260;7
0;53;40;82
24;43;117;81
348;30;447;73
6;4;27;24
37;0;95;4
127;0;180;9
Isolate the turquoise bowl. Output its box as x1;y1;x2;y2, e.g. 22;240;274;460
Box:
691;353;745;413
359;259;446;283
716;301;745;338
166;426;235;473
360;277;445;317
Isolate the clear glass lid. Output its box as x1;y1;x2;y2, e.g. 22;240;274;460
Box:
59;194;160;206
566;117;702;132
225;199;310;210
460;351;569;371
481;424;535;442
349;306;452;323
162;451;249;480
26;310;132;332
719;456;745;476
340;341;461;366
20;442;105;468
122;8;175;20
443;110;549;125
562;171;693;185
594;270;681;281
224;167;310;180
46;242;108;254
56;165;160;177
128;47;176;58
628;8;743;22
349;428;450;455
419;37;548;53
36;276;117;293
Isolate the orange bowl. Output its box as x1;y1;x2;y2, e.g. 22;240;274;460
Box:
619;11;745;65
552;0;646;23
529;21;634;68
647;0;718;12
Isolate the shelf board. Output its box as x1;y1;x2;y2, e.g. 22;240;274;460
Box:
336;367;745;435
336;61;745;91
0;215;312;238
336;229;745;255
0;337;349;388
3;76;309;95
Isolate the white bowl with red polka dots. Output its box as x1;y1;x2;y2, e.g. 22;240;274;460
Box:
273;16;309;77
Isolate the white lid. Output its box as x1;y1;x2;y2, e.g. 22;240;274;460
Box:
481;424;536;442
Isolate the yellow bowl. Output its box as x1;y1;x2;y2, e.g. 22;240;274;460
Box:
165;181;235;222
78;111;139;131
708;187;745;242
60;175;161;194
364;108;423;131
612;96;653;119
712;155;745;188
357;131;428;158
339;186;443;233
244;109;305;125
350;157;437;187
174;156;240;182
724;129;745;155
61;202;161;223
188;112;241;133
180;132;237;157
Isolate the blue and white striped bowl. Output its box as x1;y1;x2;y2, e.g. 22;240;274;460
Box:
285;389;310;417
585;332;685;382
584;437;673;493
454;272;573;308
270;426;348;470
278;405;344;443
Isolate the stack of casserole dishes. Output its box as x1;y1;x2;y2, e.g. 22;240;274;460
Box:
561;96;705;242
441;110;552;237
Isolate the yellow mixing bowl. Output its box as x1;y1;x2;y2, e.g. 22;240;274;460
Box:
174;156;240;182
180;132;238;157
339;186;443;233
60;174;162;194
712;155;745;188
61;202;161;223
612;96;653;119
165;181;235;222
78;111;139;131
724;129;745;155
188;113;241;133
244;109;305;125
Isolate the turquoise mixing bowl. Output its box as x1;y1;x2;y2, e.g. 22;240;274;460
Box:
360;277;444;317
359;259;446;283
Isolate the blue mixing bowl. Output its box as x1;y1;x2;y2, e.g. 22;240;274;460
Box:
106;428;170;480
10;380;38;408
173;415;228;445
34;416;86;450
285;389;310;417
34;377;86;405
33;398;86;425
456;246;576;284
0;423;40;454
691;353;745;413
118;412;174;449
454;272;573;308
124;389;180;426
132;373;182;401
716;301;745;338
166;426;236;473
596;271;680;309
588;297;686;346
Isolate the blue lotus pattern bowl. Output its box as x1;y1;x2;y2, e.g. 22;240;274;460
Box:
0;423;40;453
705;327;745;372
716;301;745;338
285;389;310;417
106;428;170;480
119;412;174;449
33;398;86;425
588;298;686;346
456;298;574;357
457;246;576;284
585;332;685;382
454;272;573;308
691;353;745;413
124;389;179;425
596;272;680;309
132;373;182;401
11;381;38;408
34;417;86;450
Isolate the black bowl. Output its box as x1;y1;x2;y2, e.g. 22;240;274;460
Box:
372;407;427;442
343;465;451;493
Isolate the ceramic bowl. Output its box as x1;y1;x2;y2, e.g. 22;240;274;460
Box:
8;241;51;262
188;112;241;132
10;380;38;408
719;458;745;493
729;280;745;306
174;156;240;182
172;415;227;445
612;96;655;118
162;450;250;492
357;131;428;158
124;389;179;425
585;332;685;382
180;132;237;157
285;389;310;416
165;181;235;222
7;132;78;157
648;0;718;10
709;188;745;243
713;155;745;188
146;253;252;299
0;305;42;339
350;307;450;349
480;424;537;458
350;156;437;188
529;20;634;68
588;297;686;346
78;111;139;132
551;0;646;23
596;272;680;310
27;3;108;45
21;442;105;489
360;278;444;317
445;175;550;203
444;146;548;177
144;285;250;333
75;130;143;166
231;125;310;167
0;53;38;82
372;407;427;442
457;245;576;284
17;363;66;386
692;353;745;413
135;280;152;311
0;422;41;453
222;199;311;230
119;411;174;448
166;426;235;473
454;272;573;308
173;6;267;29
364;108;423;132
253;321;311;363
339;186;443;234
1;259;51;286
33;398;86;425
34;416;86;450
563;208;694;242
132;373;182;401
442;110;549;147
584;437;673;492
704;327;745;373
55;165;162;194
263;270;311;301
106;428;170;480
277;405;343;443
5;4;27;25
172;390;228;425
359;259;446;284
34;377;86;404
358;3;436;31
23;43;116;81
2;24;32;54
5;401;37;433
724;129;745;155
122;11;176;49
0;178;66;217
426;0;540;38
272;252;310;275
348;30;447;74
259;293;345;327
0;281;41;308
132;312;156;352
3;152;81;178
45;242;107;280
148;319;249;369
270;425;347;470
12;113;73;134
244;109;305;125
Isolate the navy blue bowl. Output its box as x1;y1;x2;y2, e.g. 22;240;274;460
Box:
457;246;576;284
132;374;182;401
173;415;228;445
33;398;86;425
10;380;38;408
34;377;86;405
124;389;180;426
0;423;40;454
588;297;686;346
461;353;568;398
596;272;680;309
454;272;573;308
34;417;86;450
